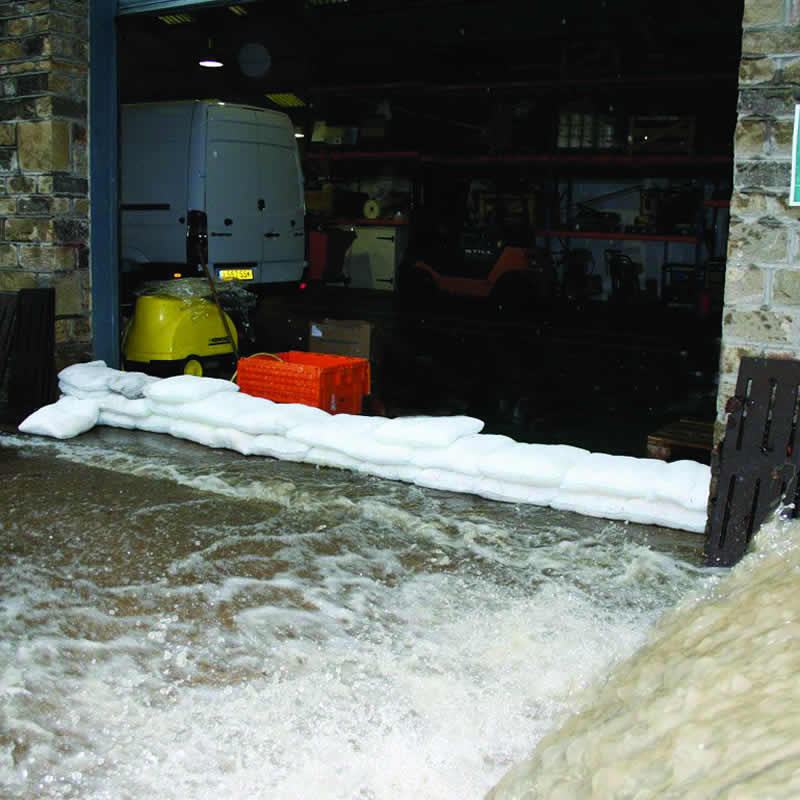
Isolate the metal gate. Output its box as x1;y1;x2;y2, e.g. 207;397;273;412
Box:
705;357;800;567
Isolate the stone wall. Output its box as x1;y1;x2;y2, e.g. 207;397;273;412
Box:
0;0;90;394
719;0;800;436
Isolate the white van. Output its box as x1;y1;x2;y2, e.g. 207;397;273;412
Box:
120;100;305;286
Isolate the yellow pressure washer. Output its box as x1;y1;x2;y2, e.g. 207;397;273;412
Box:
122;269;239;379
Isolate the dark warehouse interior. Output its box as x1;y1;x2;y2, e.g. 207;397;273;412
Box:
115;0;745;458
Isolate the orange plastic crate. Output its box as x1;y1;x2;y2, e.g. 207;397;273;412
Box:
236;351;370;414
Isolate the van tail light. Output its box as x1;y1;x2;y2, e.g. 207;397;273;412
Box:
186;210;208;267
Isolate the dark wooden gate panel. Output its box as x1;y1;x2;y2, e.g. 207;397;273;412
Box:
0;292;17;387
705;357;800;567
6;288;56;424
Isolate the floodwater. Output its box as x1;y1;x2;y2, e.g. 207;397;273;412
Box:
0;426;715;799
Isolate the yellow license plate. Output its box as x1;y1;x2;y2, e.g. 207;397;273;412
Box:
219;268;254;280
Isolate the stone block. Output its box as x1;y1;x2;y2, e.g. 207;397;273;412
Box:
7;175;36;193
719;343;754;379
781;57;800;84
55;316;92;349
735;160;792;190
17;195;52;214
5;216;54;242
52;174;86;195
0;269;36;291
727;219;789;264
730;191;770;216
734;119;767;157
0;197;17;214
53;269;87;316
7;16;34;36
722;309;794;344
53;216;88;244
35;96;52;117
0;41;24;61
16;72;48;96
0;122;15;145
51;96;87;119
743;0;784;25
739;56;777;84
0;98;38;122
0;243;17;266
72;144;86;176
773;269;800;305
742;30;800;57
19;243;76;269
0;148;15;170
18;119;70;171
738;88;797;118
22;34;49;59
724;264;767;305
771;119;795;155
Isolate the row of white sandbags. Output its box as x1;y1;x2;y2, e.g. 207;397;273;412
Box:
18;361;711;533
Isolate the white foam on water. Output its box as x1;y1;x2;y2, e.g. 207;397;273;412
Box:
0;430;709;799
487;511;800;799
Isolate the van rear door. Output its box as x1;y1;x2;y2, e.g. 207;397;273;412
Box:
205;107;263;281
258;119;305;283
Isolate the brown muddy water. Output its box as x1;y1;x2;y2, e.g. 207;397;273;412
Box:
0;425;708;799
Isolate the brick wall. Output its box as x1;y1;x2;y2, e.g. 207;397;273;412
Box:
0;0;90;391
719;0;800;438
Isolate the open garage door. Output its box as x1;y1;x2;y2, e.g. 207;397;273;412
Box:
118;0;226;13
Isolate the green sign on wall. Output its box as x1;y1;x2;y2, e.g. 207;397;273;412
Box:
792;105;800;206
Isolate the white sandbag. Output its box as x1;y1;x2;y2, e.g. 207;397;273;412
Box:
548;491;706;532
144;374;240;405
288;415;412;464
98;409;137;430
168;419;254;454
106;371;159;399
303;446;364;471
248;434;310;460
58;361;118;392
412;468;483;496
476;478;557;505
480;442;590;487
374;414;484;448
58;380;112;399
214;427;256;456
560;453;668;500
169;419;220;448
134;414;173;435
549;490;633;521
623;498;708;533
411;433;515;475
362;463;422;483
654;459;712;511
267;403;332;433
18;395;99;439
147;392;282;435
97;393;151;418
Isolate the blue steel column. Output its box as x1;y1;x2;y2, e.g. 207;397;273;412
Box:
89;0;120;366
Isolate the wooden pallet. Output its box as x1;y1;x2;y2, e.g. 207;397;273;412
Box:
647;417;714;461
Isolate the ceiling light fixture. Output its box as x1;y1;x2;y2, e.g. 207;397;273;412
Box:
199;38;224;68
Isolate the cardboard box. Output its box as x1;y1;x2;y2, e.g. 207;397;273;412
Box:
308;319;373;360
